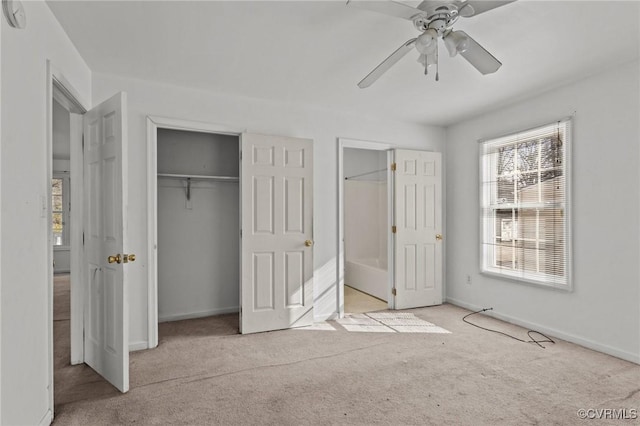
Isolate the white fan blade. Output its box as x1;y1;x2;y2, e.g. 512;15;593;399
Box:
457;31;501;74
358;38;417;88
346;0;425;21
458;1;516;18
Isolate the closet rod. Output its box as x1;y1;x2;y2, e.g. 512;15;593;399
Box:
345;168;386;180
158;173;239;183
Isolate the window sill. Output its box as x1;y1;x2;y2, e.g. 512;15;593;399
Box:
480;267;572;292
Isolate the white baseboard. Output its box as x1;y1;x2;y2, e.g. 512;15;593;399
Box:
129;341;149;352
158;306;239;323
446;297;640;365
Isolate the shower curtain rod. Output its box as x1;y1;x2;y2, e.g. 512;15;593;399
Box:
344;168;386;180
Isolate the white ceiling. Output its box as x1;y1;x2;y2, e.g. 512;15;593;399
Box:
47;1;640;127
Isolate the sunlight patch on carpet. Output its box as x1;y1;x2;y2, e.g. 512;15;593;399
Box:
294;312;450;333
336;312;451;334
295;322;337;331
340;324;394;333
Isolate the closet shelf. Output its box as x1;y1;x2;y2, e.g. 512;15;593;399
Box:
158;173;238;203
157;173;239;183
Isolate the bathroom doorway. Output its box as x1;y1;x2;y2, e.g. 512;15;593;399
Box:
337;139;393;316
337;139;444;317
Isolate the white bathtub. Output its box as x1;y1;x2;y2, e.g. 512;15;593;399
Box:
345;258;388;302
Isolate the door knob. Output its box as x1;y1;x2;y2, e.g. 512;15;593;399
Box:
305;240;314;247
128;254;136;262
122;253;136;263
435;234;443;241
108;254;121;264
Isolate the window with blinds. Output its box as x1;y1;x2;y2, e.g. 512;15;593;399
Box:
52;175;70;246
479;118;571;289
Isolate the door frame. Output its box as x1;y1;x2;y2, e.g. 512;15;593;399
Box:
46;61;88;418
336;138;394;317
145;116;242;348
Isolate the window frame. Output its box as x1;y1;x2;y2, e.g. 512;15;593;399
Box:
478;118;572;291
52;172;71;249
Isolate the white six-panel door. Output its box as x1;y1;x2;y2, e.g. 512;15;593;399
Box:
240;133;314;334
393;149;442;309
83;92;129;392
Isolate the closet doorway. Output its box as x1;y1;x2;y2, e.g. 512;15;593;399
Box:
148;119;315;342
154;126;240;329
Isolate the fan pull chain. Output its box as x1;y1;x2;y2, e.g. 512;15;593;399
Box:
435;41;440;81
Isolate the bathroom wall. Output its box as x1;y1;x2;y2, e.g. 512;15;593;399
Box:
343;148;387;263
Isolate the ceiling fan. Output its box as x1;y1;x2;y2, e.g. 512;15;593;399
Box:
346;0;516;87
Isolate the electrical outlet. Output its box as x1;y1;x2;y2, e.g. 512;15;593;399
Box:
466;275;472;285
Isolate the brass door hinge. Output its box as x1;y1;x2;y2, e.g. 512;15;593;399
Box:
390;162;396;172
391;225;397;234
392;288;397;296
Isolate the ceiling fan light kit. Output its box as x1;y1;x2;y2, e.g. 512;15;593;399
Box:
415;29;438;54
347;0;516;88
443;30;469;57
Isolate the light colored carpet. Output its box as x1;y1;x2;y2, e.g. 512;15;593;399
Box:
54;274;71;321
53;276;640;425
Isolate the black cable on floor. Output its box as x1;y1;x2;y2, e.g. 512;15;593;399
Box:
463;308;555;349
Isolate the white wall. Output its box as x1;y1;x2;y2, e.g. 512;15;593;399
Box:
344;180;387;263
53;248;70;274
446;60;640;363
343;148;386;181
344;148;388;263
1;1;91;424
0;11;3;422
53;159;70;171
92;72;444;345
157;129;239;321
52;99;70;159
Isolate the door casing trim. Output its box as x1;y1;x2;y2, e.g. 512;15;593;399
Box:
46;60;89;419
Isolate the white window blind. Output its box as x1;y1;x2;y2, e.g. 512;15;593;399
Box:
479;118;571;289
